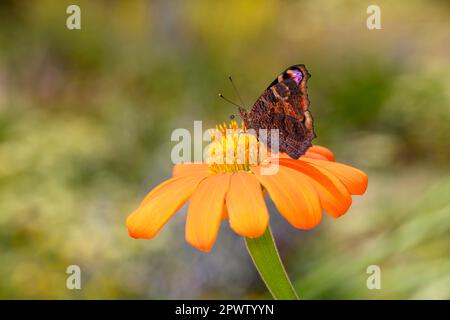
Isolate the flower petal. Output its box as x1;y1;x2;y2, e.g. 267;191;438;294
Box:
307;145;336;161
127;174;207;239
301;158;368;195
226;172;269;238
185;173;231;251
303;151;328;160
221;202;228;220
173;163;211;177
280;159;352;218
140;170;209;206
251;166;322;229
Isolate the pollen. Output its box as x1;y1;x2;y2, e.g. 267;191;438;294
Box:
205;120;266;173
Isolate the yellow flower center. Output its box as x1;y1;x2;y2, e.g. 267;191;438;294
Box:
205;120;268;173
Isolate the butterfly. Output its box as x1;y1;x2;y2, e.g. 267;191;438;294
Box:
239;64;316;159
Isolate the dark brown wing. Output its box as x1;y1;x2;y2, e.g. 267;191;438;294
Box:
240;68;315;159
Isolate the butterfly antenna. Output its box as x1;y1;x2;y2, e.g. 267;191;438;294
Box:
218;93;242;109
228;74;246;109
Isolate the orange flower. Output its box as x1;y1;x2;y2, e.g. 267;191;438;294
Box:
127;122;368;252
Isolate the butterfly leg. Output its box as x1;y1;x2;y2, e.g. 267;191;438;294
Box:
238;107;250;128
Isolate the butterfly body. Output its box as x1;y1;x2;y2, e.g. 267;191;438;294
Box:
240;64;315;159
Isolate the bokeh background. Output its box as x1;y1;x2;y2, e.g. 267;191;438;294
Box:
0;0;449;299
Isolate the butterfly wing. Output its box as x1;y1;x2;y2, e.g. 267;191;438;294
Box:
241;65;315;159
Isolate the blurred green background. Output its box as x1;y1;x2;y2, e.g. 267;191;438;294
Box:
0;0;449;299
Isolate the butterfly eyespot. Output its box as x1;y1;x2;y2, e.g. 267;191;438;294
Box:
286;69;303;85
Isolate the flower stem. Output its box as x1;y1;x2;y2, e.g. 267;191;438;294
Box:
245;226;299;300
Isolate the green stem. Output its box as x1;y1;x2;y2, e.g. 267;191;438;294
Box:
245;226;299;300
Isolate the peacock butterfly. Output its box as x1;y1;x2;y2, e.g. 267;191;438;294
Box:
239;64;315;159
